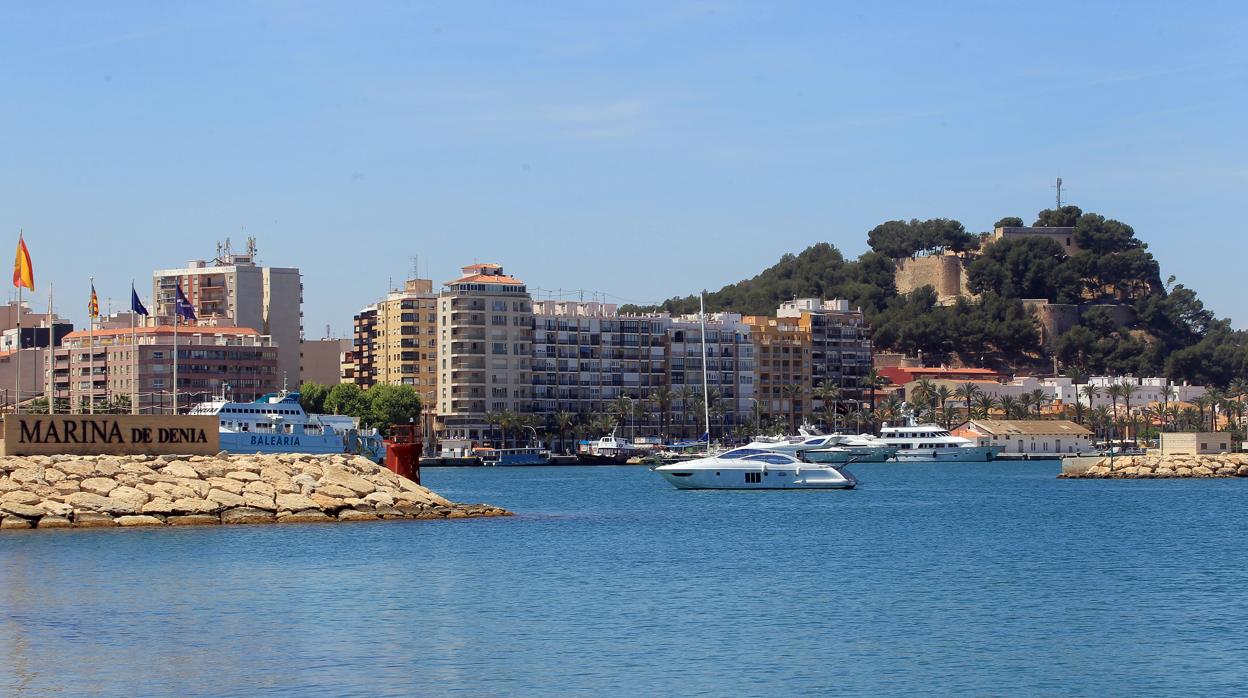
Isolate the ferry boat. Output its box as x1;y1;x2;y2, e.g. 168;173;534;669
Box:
877;413;1001;462
479;446;552;466
188;391;386;461
654;447;857;490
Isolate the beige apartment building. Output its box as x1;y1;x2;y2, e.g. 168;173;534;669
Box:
371;278;439;407
437;264;534;441
152;239;302;387
299;338;351;386
744;314;813;427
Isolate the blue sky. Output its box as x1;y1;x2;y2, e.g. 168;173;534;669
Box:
1;1;1245;334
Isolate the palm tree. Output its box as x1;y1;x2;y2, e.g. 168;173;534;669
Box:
934;385;953;411
938;404;959;429
782;383;804;432
1230;377;1248;434
1029;388;1049;418
674;385;697;438
972;393;997;419
1080;384;1101;418
1119;381;1138;443
554;410;575;454
954;383;981;422
496;409;518;448
589;413;616;437
611;396;633;438
483;410;502;446
1160;382;1176;433
998;395;1020;420
1090;406;1112;441
1193;394;1212;431
651;385;674;439
1104;383;1124;442
812;381;842;432
910;378;937;417
864;368;887;414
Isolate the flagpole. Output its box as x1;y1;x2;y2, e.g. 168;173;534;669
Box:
173;301;178;415
14;283;21;415
131;282;138;415
47;283;53;415
88;276;95;415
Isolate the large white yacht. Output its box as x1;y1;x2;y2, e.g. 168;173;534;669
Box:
188;391;386;461
654;447;857;490
877;412;1001;462
745;427;897;463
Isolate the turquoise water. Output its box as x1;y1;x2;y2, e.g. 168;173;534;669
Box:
2;462;1247;697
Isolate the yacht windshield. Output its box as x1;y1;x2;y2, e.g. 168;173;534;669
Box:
718;448;769;459
743;453;799;465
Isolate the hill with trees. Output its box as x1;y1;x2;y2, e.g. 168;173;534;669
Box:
624;207;1247;388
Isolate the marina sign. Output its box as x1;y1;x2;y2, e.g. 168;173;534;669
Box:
1;415;220;456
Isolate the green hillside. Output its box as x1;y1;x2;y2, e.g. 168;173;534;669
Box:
623;207;1247;387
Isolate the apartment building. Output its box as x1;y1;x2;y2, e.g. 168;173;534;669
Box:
779;299;872;406
53;326;278;413
300;338;351;386
437;264;534;441
371;279;439;406
344;305;378;386
152;239;302;386
744;314;812;427
531;300;667;422
664;311;755;437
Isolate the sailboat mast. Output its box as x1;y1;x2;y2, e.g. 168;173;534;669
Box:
700;292;710;452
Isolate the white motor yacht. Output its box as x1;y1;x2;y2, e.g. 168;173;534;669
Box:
877;415;1001;462
654;447;857;490
577;430;644;464
822;434;899;462
742;432;855;463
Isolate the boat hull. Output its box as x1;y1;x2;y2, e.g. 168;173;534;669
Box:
489;454;553;466
892;446;1003;462
576;453;631;465
221;431;350;456
657;466;856;490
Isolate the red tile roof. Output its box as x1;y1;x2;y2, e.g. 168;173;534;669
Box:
63;325;261;340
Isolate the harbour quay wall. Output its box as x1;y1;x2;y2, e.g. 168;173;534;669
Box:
1059;453;1248;479
0;452;510;530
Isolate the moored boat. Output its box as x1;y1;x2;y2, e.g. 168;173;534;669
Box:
654;447;857;490
877;413;1002;462
188;391;386;461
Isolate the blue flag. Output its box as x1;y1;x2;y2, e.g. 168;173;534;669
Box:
130;283;149;316
174;284;197;321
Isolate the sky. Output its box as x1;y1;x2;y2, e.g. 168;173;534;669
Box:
1;1;1246;335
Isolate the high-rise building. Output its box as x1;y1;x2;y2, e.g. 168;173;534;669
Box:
372;279;439;407
744;314;812;427
53;326;278;413
152;239;302;387
777;299;871;411
664;311;755;438
437;264;533;441
299;338;351;386
344;305;378;386
531;301;668;424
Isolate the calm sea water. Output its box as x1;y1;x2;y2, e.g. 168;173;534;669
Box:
2;462;1246;697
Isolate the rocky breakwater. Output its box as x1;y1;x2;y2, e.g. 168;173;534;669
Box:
1060;453;1248;479
0;453;510;529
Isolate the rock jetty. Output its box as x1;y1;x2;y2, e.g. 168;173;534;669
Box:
1060;453;1248;479
0;452;510;530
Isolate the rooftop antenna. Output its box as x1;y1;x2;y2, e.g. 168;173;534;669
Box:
325;323;331;339
246;236;257;257
1053;177;1064;208
410;255;419;281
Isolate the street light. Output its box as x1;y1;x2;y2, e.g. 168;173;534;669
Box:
523;424;538;448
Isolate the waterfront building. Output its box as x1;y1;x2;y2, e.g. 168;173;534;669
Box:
953;419;1093;455
344;304;378;386
371;279;439;407
437;264;534;441
665;311;755;438
0;348;49;408
743;314;811;427
878;365;1007;386
1048;376;1206;409
300;338;351;386
152;239;302;386
52;326;278;413
776;299;872;416
531;301;667;430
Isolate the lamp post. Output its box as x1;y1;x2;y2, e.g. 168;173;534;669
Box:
523;424;538;448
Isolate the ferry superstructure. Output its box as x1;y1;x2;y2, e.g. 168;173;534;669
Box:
187;391;385;460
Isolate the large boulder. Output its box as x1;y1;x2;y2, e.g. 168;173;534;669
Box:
221;507;275;524
318;466;376;496
63;491;112;512
160;462;199;479
115;515;164;527
275;492;320;512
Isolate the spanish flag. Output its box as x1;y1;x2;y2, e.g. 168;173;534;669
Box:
12;232;32;290
88;281;100;319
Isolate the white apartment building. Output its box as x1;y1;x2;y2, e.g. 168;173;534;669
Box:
1049;376;1206;408
152;239;303;387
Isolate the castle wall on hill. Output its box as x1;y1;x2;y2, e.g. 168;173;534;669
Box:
894;254;970;305
1025;300;1137;346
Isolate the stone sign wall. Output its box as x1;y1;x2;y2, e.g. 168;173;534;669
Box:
1;415;220;456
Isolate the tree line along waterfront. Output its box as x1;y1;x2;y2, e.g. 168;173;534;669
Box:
299;369;1248;453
